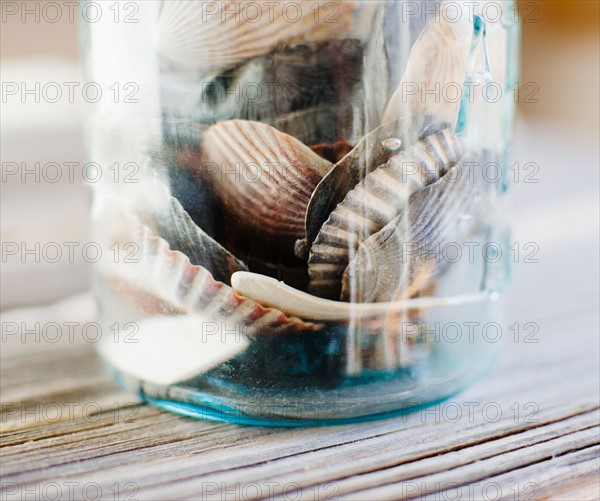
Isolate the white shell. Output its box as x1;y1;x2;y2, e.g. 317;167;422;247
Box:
231;271;489;322
156;0;358;75
99;315;250;386
383;2;473;126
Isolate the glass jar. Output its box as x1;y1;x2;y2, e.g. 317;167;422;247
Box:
83;0;519;425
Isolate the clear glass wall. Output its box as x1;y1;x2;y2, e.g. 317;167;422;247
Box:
83;0;520;425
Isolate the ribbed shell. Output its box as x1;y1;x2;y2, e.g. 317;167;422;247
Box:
382;3;472;126
109;217;322;335
202;120;333;240
273;103;360;151
307;128;463;299
310;140;353;165
341;158;483;303
156;0;358;75
153;196;247;285
196;39;364;134
299;118;411;257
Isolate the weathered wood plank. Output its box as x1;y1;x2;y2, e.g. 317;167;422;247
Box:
1;291;598;499
1;120;599;499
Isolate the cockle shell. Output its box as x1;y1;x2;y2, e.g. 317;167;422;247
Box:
153;196;247;285
310;140;354;165
307;127;463;299
298;118;423;258
273;103;359;149
341;157;484;303
109;216;322;334
198;39;364;133
361;1;390;130
156;0;358;75
201;120;334;241
382;2;473;126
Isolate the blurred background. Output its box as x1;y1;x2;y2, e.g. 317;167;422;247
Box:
1;0;599;309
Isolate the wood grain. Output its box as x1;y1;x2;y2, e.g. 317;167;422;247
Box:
1;119;599;500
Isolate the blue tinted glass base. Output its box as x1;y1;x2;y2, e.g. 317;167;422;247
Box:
106;343;500;427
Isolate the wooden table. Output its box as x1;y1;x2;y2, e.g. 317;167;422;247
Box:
1;118;599;500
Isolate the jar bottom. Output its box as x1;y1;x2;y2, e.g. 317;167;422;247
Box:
103;343;501;426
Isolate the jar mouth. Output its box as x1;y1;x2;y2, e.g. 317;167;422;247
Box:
231;271;492;322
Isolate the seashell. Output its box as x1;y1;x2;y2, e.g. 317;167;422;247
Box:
306;127;463;299
310;140;354;165
156;0;358;75
164;146;224;239
361;1;390;131
243;257;309;292
201;120;333;241
265;39;364;116
350;0;385;41
152;196;247;286
341;157;484;303
299;117;427;258
273;103;360;149
231;271;489;322
198;39;364;128
99;314;251;386
197;58;266;123
108;216;323;335
382;1;473;127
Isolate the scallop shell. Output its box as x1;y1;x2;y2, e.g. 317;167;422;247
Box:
361;1;389;130
152;196;247;286
201;120;333;241
350;0;385;40
382;2;473;126
109;216;322;335
341;157;484;303
156;0;358;75
298;117;433;258
307;127;463;299
273;103;360;149
310;140;354;165
199;39;364;130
